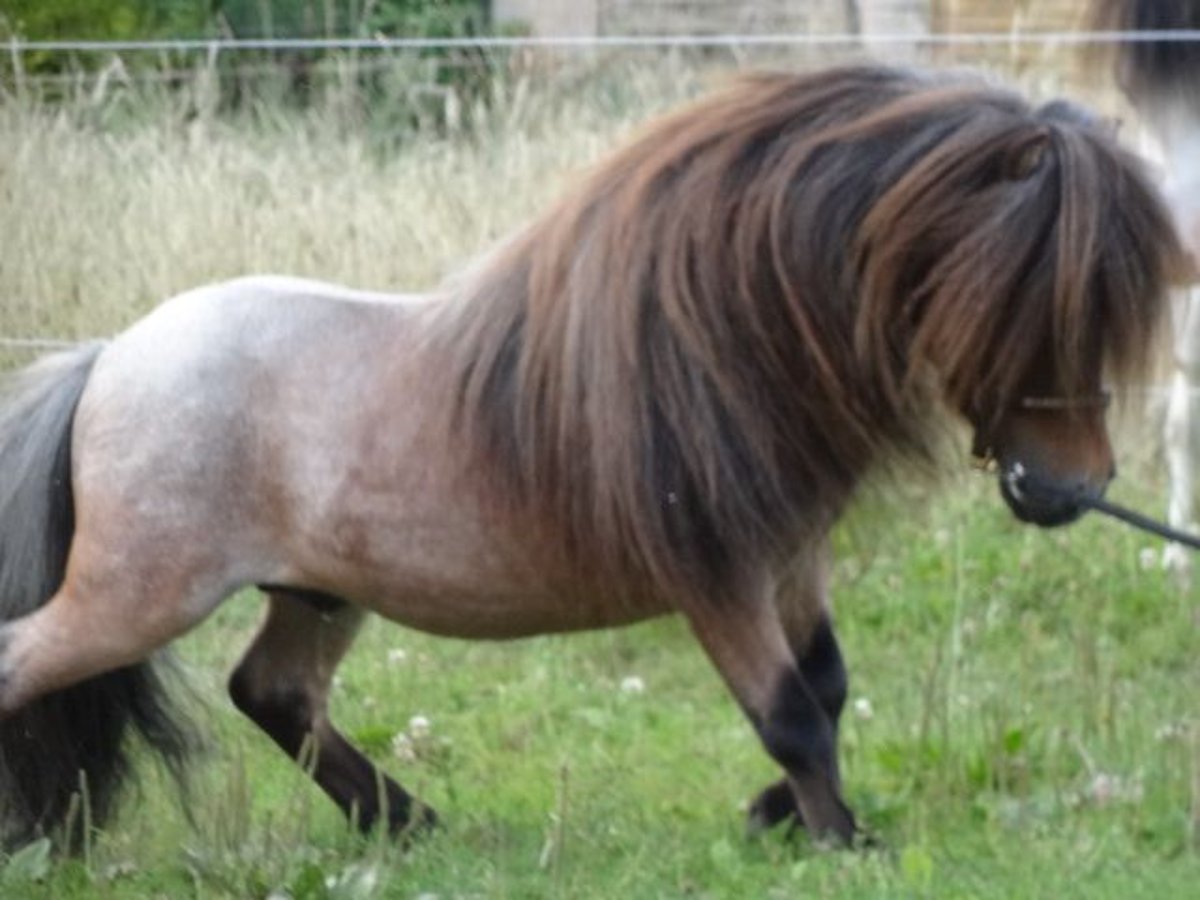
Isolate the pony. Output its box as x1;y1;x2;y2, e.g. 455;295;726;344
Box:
0;64;1183;849
1091;0;1200;580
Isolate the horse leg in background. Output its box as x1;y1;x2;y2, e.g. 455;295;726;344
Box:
744;552;848;835
1163;286;1200;584
683;580;855;845
228;590;436;836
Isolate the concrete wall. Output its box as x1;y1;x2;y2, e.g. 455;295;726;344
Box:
599;1;853;36
492;0;600;36
490;2;1086;38
492;1;857;37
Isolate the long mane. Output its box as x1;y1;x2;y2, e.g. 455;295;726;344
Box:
434;64;1181;599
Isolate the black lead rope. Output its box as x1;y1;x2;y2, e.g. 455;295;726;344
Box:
1078;494;1200;552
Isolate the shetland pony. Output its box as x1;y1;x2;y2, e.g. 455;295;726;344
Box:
0;64;1183;848
1092;0;1200;580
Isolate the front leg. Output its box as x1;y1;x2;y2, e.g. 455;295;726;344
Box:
683;580;856;845
746;617;847;834
744;548;849;834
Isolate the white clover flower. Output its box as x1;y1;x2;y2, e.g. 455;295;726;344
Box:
1154;721;1188;742
1087;772;1143;807
391;732;415;762
387;647;408;664
1089;772;1116;805
408;714;432;738
620;675;645;695
852;697;874;721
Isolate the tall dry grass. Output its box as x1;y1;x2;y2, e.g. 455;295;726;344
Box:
0;40;1102;348
0;54;724;364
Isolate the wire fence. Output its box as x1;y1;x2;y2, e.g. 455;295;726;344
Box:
2;334;1191;405
7;29;1197;99
5;30;1200;53
0;338;86;350
10;28;1195;95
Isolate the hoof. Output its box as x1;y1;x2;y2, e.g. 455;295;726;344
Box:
391;803;439;843
746;780;801;837
747;780;875;851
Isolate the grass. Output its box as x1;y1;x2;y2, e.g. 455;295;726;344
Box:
1;56;1197;898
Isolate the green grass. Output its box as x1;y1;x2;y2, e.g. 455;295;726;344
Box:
1;61;1197;898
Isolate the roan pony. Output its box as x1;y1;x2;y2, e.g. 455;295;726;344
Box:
0;64;1184;848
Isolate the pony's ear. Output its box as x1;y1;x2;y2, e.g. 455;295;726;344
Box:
1002;130;1050;181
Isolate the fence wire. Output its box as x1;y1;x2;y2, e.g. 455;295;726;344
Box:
4;31;1200;53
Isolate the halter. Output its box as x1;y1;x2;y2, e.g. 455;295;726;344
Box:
1013;391;1112;412
969;390;1112;471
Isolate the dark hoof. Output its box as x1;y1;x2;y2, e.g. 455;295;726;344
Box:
747;779;873;851
391;802;439;843
852;829;886;853
804;801;858;849
746;780;802;836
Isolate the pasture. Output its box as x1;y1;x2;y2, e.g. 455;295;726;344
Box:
1;55;1197;898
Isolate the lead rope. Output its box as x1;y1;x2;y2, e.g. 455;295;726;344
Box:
1076;494;1200;551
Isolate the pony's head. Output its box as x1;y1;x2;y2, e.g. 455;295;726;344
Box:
848;85;1186;529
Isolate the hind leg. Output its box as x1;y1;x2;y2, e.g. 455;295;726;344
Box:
0;558;228;718
228;589;435;835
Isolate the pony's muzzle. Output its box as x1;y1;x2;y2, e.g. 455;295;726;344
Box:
996;460;1112;527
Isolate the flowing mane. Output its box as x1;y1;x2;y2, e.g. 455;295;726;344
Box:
435;65;1181;598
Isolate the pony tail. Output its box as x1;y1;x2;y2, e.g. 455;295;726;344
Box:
0;345;196;849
